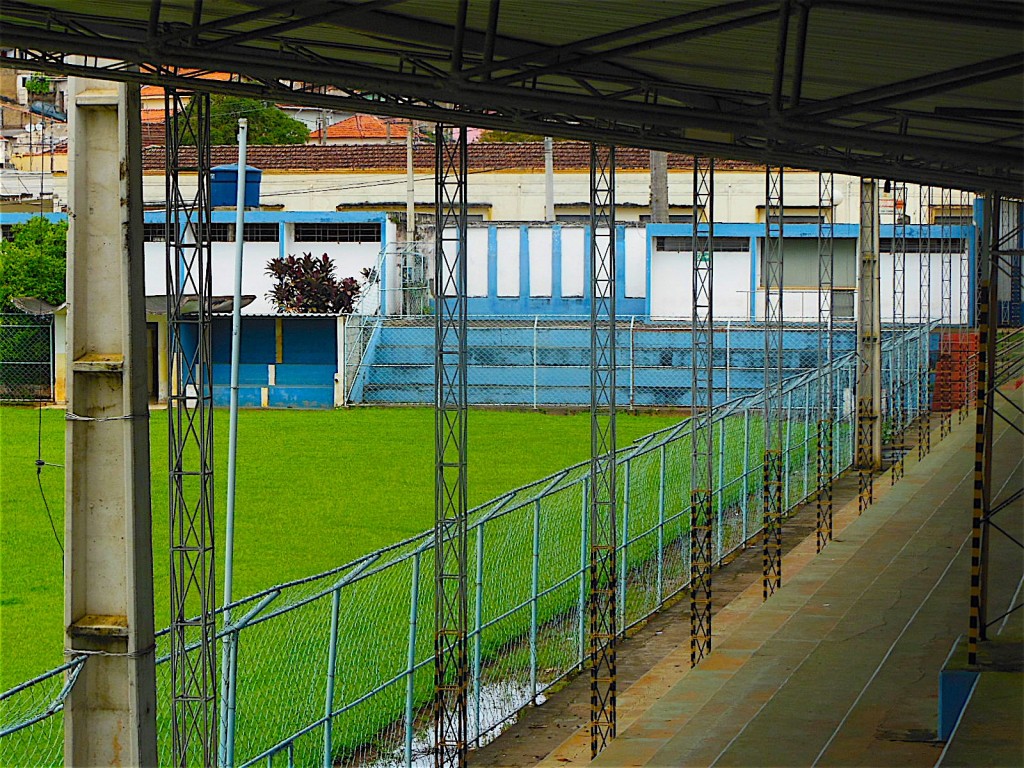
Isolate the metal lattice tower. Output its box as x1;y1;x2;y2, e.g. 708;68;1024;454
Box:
762;166;784;599
690;156;714;666
433;123;469;768
939;187;954;437
958;190;974;422
918;188;933;460
968;195;1023;666
166;89;217;768
816;172;834;552
589;143;617;757
856;179;881;515
891;182;908;484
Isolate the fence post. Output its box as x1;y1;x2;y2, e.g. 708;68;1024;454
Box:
473;525;484;744
404;552;421;768
619;459;631;625
340;316;348;407
742;408;750;542
530;499;541;703
726;319;731;401
802;381;810;501
577;477;589;669
784;389;794;508
629;315;636;409
657;444;666;604
323;586;342;768
533;315;539;410
716;419;725;563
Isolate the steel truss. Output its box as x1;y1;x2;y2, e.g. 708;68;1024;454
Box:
816;172;835;552
857;179;880;515
939;187;955;437
433;123;469;768
2;4;1022;194
890;182;908;484
968;196;1024;665
589;143;617;757
690;156;714;665
762;166;784;599
918;189;934;460
958;190;974;422
166;89;217;768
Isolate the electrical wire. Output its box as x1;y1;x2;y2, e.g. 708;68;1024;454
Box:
35;400;63;555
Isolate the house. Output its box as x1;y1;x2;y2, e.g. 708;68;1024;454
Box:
308;114;409;145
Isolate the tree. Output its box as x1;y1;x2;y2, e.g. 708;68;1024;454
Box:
184;95;309;145
0;216;68;311
266;253;362;313
476;130;573;143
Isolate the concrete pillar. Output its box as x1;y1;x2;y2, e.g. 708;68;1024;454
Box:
64;74;157;765
857;178;882;468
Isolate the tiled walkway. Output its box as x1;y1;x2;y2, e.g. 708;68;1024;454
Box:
535;392;1023;767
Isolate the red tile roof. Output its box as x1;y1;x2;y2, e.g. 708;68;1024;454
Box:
140;71;234;97
310;114;408;141
143;141;764;172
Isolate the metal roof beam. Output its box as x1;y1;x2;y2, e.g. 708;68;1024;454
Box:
789;54;1024;121
488;9;776;86
195;0;414;52
465;0;775;80
806;0;1023;28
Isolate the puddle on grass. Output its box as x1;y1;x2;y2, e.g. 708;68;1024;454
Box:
357;680;547;767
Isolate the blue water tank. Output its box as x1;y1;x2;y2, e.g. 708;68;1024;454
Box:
211;164;262;208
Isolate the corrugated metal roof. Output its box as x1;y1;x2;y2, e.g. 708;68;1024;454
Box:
1;1;1020;191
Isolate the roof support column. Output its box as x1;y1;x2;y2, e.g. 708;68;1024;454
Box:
63;73;157;766
589;142;617;758
762;166;784;598
690;156;714;666
433;122;469;768
816;172;835;552
857;178;882;513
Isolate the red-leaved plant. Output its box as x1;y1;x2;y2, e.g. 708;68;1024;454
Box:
265;253;362;314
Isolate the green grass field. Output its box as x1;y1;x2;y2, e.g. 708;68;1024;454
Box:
0;405;679;689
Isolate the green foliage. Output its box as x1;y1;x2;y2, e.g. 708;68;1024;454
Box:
266;253;362;313
23;76;51;95
476;130;571;143
183;95;309;145
0;217;68;311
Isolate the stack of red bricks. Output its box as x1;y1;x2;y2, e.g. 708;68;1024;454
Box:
933;331;979;410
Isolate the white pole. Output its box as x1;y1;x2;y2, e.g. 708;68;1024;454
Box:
219;117;248;767
407;120;416;240
544;136;555;222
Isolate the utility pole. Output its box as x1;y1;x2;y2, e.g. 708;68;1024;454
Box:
544;136;555;221
407;119;416;240
64;72;157;767
650;150;669;223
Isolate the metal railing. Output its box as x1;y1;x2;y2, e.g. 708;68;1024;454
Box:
1;324;933;767
342;315;862;408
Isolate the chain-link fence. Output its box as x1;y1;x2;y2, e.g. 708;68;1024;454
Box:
343;315;859;407
0;313;54;402
1;324;933;767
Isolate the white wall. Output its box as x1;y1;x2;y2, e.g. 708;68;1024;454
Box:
145;237;383;315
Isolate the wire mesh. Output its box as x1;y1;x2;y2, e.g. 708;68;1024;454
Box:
1;324;931;766
344;315;858;408
0;312;53;402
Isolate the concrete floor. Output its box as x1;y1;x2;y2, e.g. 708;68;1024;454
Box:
509;391;1023;768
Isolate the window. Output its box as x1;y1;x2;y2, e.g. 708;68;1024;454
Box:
655;236;749;252
879;237;967;253
243;223;279;242
832;290;855;319
208;223;234;242
143;223;166;242
554;214;590;224
293;222;382;242
759;237;857;288
1;224;14;241
639;213;695;223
